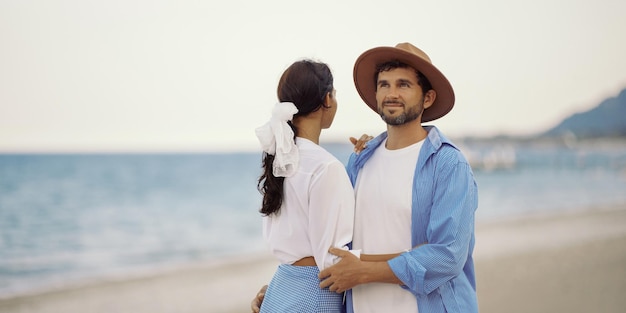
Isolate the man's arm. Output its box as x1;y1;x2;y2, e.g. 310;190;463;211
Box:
318;248;402;293
388;159;478;296
319;241;428;292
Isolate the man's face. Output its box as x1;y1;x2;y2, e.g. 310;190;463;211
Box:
375;67;427;126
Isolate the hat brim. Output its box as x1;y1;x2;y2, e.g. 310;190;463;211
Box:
353;46;455;123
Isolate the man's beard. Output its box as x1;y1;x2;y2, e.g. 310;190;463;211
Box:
379;100;424;126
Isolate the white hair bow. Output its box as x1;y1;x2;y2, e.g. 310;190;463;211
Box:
255;102;299;177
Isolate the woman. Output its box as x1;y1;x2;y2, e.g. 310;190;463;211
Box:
254;59;354;312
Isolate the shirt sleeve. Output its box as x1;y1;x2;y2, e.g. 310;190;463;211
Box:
388;156;478;296
308;160;355;270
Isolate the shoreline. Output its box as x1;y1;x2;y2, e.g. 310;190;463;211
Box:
1;204;625;313
0;250;276;302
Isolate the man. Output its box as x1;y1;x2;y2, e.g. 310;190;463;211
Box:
252;42;478;313
318;42;478;313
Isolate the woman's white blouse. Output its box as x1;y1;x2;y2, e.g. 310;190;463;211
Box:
263;138;355;270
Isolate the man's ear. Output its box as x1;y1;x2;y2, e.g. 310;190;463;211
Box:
423;89;436;109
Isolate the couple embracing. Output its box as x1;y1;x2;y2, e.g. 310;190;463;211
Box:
253;42;478;313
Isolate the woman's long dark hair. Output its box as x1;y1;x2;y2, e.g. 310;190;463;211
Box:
257;60;334;216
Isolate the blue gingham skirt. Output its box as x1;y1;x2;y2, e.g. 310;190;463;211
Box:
259;264;345;313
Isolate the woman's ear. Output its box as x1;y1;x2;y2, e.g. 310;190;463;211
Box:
322;91;333;109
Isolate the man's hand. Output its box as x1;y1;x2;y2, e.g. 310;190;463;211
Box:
320;247;405;293
250;285;267;313
350;134;374;154
318;247;365;293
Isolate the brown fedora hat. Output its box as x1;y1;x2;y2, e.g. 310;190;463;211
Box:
353;42;455;123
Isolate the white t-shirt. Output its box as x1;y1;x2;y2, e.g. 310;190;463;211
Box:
352;138;423;313
263;137;355;270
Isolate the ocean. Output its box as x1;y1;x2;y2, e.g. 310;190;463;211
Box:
1;139;626;298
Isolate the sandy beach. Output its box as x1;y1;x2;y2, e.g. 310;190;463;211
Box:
1;204;625;313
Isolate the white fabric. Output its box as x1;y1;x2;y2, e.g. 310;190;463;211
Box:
255;102;299;177
263;138;355;270
352;138;423;313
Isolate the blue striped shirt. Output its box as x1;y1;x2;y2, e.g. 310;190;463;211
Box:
345;126;479;313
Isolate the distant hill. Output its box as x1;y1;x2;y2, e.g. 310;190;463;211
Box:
541;88;626;139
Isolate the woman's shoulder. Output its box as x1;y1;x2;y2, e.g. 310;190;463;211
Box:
297;138;339;160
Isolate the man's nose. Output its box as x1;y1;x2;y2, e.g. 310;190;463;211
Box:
387;86;400;97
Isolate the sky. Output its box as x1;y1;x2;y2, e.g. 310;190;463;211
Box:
1;0;625;153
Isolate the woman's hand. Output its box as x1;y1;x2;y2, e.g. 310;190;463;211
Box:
349;134;374;154
250;285;267;313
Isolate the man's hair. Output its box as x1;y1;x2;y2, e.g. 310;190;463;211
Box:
374;60;432;94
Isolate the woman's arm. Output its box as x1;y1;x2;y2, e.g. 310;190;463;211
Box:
350;134;374;153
